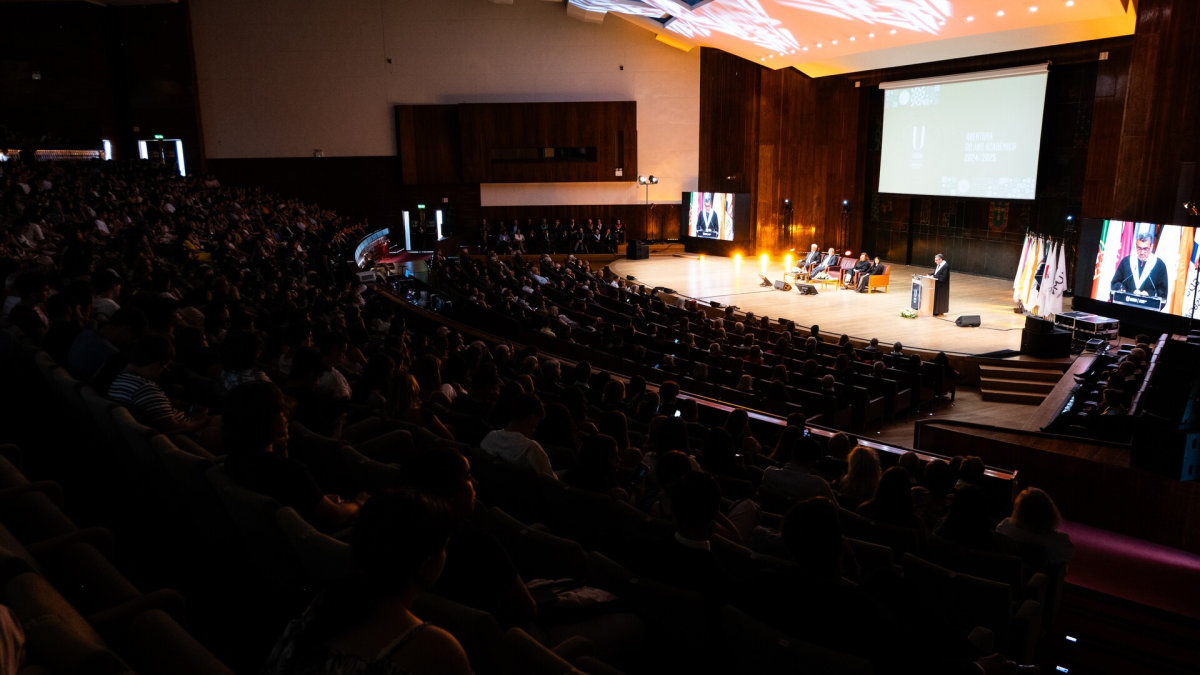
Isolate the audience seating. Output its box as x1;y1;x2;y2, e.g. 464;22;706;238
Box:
719;605;872;675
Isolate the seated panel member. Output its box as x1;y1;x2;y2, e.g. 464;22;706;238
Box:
811;248;838;276
857;256;886;293
800;244;822;272
845;253;872;288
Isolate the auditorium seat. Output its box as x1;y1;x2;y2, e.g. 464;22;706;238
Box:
901;553;1042;662
480;507;588;582
867;264;891;293
275;506;351;587
205;465;305;591
718;605;872;675
837;508;922;557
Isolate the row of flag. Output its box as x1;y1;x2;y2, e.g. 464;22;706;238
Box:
1013;233;1066;317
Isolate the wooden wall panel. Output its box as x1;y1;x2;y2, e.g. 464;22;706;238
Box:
1104;0;1200;224
698;49;760;196
458;101;636;184
394;105;463;186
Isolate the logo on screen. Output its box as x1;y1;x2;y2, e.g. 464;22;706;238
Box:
912;126;926;150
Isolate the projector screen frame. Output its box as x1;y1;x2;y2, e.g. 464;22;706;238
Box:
877;62;1051;202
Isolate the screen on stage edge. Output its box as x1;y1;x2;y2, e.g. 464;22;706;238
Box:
1086;220;1200;318
685;192;735;241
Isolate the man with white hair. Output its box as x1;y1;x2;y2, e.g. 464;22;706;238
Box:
811;248;838;276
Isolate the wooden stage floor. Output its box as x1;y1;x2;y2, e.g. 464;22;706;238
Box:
610;254;1027;356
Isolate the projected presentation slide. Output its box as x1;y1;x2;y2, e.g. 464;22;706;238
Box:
687;192;735;240
879;69;1049;200
1088;220;1200;317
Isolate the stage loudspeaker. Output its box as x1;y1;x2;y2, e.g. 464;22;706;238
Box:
773;280;792;291
626;241;649;260
1025;315;1055;333
625;275;635;281
796;284;818;296
1020;327;1071;358
955;315;981;327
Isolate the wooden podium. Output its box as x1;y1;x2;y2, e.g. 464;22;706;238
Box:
911;275;934;317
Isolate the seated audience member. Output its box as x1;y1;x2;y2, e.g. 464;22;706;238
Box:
826;431;853;460
597;410;641;467
934;485;1016;555
394;372;455;441
224;381;362;532
7;271;50;340
857;467;924;532
107;335;211;435
91;269;123;321
565;434;629;500
724;407;761;457
700;427;749;480
833;446;881;510
754;497;1019;675
996;488;1075;565
956;455;986;491
897;450;920;482
763;437;835;501
403;449;537;626
481;393;555;478
262;490;470;675
40;291;85;366
67;308;147;380
640;471;740;599
890;342;904;357
766;425;804;463
912;459;955;528
219;330;270;392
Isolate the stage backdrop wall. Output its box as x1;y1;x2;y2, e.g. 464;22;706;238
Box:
699;37;1134;280
189;0;699;208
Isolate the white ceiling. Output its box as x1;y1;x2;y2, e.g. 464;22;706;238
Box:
554;0;1135;76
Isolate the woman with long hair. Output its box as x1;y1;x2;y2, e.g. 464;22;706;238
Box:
833;446;880;510
996;488;1074;564
262;490;470;675
856;466;923;531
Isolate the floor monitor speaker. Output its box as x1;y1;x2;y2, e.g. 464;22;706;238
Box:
1020;327;1071;358
796;284;818;295
774;280;792;291
955;315;981;327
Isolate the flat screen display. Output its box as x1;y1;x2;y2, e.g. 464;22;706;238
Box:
879;68;1049;200
686;192;735;240
1086;220;1200;317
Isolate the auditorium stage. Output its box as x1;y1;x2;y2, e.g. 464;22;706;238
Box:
610;255;1028;357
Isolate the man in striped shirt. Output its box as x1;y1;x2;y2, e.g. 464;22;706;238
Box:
108;334;211;434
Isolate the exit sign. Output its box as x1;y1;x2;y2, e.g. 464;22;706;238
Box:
417;204;426;209
153;134;164;140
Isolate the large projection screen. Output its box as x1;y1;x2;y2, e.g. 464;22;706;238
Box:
878;64;1049;200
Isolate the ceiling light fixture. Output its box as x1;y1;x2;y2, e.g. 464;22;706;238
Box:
803;46;808;51
938;20;945;25
868;33;875;38
997;10;1005;16
817;43;822;48
1029;5;1038;11
1066;0;1075;5
849;36;855;41
832;40;838;45
768;54;773;58
966;15;974;21
890;29;897;34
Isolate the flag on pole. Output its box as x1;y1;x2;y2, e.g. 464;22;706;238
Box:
1049;242;1067;316
1036;242;1056;316
1024;238;1044;309
1014;234;1031;302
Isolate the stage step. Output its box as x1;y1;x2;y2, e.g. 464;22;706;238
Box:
979;388;1050;405
978;377;1056;394
978;365;1065;382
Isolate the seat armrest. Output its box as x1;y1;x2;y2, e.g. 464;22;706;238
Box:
967;626;995;654
0;481;64;507
88;589;188;637
552;635;595;663
27;526;116;562
1009;599;1043;663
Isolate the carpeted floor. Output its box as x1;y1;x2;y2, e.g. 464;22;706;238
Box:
1061;520;1200;620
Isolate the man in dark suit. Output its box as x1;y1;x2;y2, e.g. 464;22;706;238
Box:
697;193;720;238
799;244;822;273
1110;233;1169;303
811;248;838;276
857;256;886;293
930;253;950;316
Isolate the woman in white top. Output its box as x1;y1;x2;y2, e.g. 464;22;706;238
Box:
996;487;1075;565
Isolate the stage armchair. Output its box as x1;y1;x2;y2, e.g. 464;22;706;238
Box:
829;258;857;286
867;264;891;293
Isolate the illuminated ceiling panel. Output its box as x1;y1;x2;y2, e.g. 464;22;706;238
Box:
554;0;1135;76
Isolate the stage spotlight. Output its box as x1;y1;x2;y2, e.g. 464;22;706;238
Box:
699;255;705;261
649;175;659;184
845;250;852;256
1184;201;1198;216
637;175;647;185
